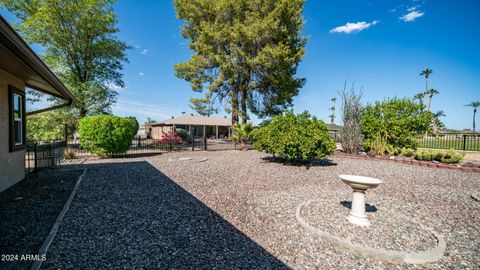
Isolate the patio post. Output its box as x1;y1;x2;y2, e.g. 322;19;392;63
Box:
216;125;218;139
203;125;206;138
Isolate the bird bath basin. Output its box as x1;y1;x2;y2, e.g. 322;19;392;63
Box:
339;175;383;227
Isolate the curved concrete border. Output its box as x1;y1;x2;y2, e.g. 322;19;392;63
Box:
296;200;446;265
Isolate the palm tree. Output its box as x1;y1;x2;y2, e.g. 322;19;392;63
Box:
431;110;446;135
465;101;480;134
426;88;439;112
420;68;433;94
232;122;254;150
414;92;426;108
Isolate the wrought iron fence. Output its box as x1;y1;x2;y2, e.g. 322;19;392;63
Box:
25;126;240;173
417;133;480;151
25;140;66;173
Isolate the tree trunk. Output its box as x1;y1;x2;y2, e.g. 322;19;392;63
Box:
79;108;87;118
231;88;239;125
474;109;477;134
428;94;432;112
241;88;247;125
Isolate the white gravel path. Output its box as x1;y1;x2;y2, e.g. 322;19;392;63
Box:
44;150;479;269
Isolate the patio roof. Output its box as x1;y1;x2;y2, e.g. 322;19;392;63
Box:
148;115;232;127
0;16;75;109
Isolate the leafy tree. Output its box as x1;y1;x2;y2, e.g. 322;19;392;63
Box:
174;0;306;125
189;93;218;116
339;87;363;154
465;101;480;134
426;88;439;112
27;110;78;142
78;115;138;156
1;0;129;117
361;97;433;149
253;110;335;161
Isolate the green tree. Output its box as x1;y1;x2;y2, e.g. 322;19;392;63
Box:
465;101;480;134
189;93;218;116
27;110;78;142
1;0;129;117
426;88;439;112
174;0;306;125
361;97;433;148
419;68;433;101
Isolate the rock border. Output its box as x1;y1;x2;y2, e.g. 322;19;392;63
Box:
334;152;480;174
296;199;446;265
31;169;87;270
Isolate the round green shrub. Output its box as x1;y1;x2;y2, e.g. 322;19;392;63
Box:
79;115;138;156
253;110;336;161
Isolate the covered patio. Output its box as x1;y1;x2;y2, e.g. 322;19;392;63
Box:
146;115;232;139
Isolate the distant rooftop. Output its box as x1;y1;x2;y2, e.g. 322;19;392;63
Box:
147;115;232;127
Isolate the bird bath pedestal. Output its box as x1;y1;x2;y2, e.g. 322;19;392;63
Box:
339;175;383;227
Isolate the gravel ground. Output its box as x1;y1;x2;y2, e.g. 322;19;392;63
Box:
43;150;479;269
0;169;83;270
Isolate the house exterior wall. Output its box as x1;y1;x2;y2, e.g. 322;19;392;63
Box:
0;69;26;193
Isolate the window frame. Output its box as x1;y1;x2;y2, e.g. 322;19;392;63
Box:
8;85;26;152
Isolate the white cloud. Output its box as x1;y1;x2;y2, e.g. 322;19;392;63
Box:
330;20;380;34
389;8;397;13
112;99;178;122
105;82;123;91
140;49;149;55
139;72;144;76
407;5;419;12
400;11;424;22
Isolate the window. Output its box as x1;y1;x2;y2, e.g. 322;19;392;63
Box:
9;86;25;151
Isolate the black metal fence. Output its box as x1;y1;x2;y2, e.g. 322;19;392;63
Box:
25;140;67;173
417;133;480;151
25;125;241;173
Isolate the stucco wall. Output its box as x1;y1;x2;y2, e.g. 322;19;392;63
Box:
0;69;26;193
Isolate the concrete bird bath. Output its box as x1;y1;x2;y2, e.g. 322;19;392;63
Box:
339;175;383;227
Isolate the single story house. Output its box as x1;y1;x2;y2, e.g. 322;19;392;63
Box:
145;115;232;139
0;16;76;193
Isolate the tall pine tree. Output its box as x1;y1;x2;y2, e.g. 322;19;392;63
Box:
174;0;306;124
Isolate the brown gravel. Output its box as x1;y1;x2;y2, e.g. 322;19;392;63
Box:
46;150;479;269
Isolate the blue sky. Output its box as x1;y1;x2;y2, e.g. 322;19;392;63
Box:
2;0;479;130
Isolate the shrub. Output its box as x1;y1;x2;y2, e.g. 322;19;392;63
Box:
175;128;190;141
369;133;388;156
400;147;415;157
153;131;184;146
339;87;363;154
361;97;433;149
414;149;465;164
78;115;138;156
253;110;336;161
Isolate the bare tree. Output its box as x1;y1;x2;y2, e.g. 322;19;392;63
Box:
339;82;363;154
